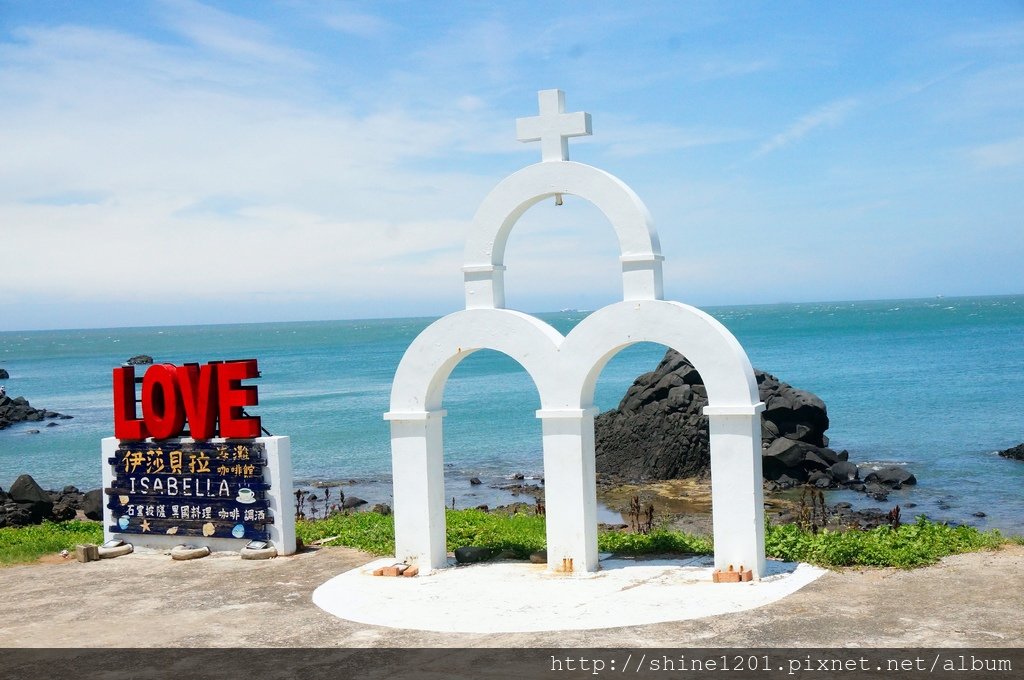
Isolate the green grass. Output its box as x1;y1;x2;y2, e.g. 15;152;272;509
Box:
1;512;1005;569
765;516;1005;568
298;510;1005;569
298;509;713;558
0;520;103;565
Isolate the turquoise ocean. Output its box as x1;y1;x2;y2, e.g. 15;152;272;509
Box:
1;295;1022;532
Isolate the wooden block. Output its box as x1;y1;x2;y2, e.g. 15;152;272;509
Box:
372;567;385;576
740;569;753;582
382;564;408;577
402;565;419;577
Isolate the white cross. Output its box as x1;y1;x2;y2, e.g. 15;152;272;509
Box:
516;89;592;162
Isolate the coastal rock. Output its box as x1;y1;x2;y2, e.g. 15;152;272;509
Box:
82;489;104;520
0;368;9;379
49;487;85;521
595;349;830;481
0;394;67;430
998;443;1024;461
126;355;153;365
9;474;53;513
0;502;34;528
863;466;917;487
341;496;367;510
369;503;392;515
829;461;860;482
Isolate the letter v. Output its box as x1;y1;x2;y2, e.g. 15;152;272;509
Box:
177;363;219;439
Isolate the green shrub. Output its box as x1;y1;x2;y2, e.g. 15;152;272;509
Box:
296;511;395;555
598;529;712;555
765;516;1003;568
294;511;1004;570
0;521;103;565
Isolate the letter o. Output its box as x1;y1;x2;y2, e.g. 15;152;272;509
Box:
142;364;186;439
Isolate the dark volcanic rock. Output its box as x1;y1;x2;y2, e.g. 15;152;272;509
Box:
9;474;51;505
0;368;9;379
341;496;367;509
126;355;154;365
998;443;1024;461
0;502;34;528
863;466;917;487
595;349;830;481
82;489;104;520
829;461;860;482
454;546;493;564
8;475;53;522
0;394;67;430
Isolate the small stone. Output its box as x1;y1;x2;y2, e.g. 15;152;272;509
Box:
469;477;482;485
454;546;493;564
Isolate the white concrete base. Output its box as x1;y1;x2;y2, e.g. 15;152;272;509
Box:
312;557;826;633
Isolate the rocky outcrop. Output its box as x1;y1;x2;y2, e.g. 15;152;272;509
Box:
0;394;71;430
0;368;9;379
126;355;153;365
594;349;915;492
0;475;100;528
998;443;1024;461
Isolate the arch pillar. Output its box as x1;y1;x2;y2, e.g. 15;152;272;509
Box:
462;264;506;309
536;407;600;573
705;405;768;578
384;409;448;573
620;254;664;301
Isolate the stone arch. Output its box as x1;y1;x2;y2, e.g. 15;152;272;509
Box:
385;309;563;572
559;300;767;576
561;300;759;411
462;162;664;309
387;308;563;414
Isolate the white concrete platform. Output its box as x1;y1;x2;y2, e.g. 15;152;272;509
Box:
312;556;827;633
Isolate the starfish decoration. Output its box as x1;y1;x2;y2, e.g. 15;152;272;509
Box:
141;518;151;533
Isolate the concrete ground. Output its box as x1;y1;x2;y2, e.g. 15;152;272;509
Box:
2;543;1023;647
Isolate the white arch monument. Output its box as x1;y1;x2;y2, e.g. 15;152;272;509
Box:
385;89;766;577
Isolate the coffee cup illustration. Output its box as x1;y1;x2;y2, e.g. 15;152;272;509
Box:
236;488;256;504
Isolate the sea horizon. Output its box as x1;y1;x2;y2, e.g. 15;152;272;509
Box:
3;291;1022;334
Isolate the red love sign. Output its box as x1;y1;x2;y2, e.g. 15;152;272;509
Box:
113;359;261;440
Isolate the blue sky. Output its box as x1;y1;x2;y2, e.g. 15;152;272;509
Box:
1;1;1022;330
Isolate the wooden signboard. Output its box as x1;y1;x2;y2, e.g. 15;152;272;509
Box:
105;440;273;541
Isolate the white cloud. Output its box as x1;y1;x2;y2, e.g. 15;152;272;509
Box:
753;98;859;157
969;136;1024;169
0;20;505;322
156;0;310;68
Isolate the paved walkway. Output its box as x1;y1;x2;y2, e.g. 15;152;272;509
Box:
2;544;1023;647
